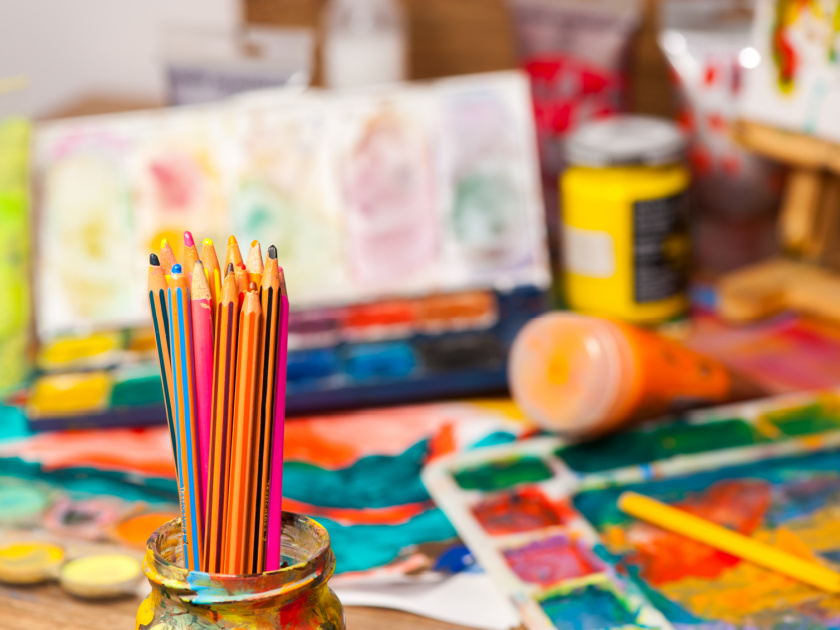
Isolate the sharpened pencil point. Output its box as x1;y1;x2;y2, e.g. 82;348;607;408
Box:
226;263;235;275
251;239;259;248
249;281;257;291
268;245;277;260
184;231;195;247
228;235;238;246
204;238;213;246
150;253;160;266
172;264;182;274
161;238;169;248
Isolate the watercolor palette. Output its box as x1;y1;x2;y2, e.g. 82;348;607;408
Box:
22;285;546;430
423;390;840;630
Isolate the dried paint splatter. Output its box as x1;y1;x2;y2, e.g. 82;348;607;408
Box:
539;584;638;630
503;535;602;586
472;487;572;535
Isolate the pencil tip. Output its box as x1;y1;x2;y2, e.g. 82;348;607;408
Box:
203;238;213;247
268;245;277;259
172;264;182;274
239;263;246;270
249;281;257;291
251;239;259;248
160;238;169;249
228;235;238;245
226;263;235;275
184;231;195;247
150;253;160;266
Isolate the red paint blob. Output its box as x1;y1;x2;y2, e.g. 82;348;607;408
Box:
472;487;574;535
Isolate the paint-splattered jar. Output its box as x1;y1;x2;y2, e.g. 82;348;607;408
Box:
136;513;345;630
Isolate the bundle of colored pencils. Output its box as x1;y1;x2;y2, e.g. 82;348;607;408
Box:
147;233;289;574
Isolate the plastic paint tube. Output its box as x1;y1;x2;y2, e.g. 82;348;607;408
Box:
507;0;641;277
659;0;784;272
508;312;738;438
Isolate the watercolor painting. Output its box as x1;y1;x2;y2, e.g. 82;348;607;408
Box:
424;389;840;630
740;0;840;143
33;72;549;339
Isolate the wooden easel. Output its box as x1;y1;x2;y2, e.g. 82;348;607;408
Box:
718;120;840;321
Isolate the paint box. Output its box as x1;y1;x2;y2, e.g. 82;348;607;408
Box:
424;389;840;630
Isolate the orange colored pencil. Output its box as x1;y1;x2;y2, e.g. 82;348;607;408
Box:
253;248;280;572
147;254;177;462
204;271;239;573
167;264;204;571
202;238;222;312
225;235;243;270
183;231;201;284
234;263;248;298
245;240;264;286
224;284;262;574
160;238;177;276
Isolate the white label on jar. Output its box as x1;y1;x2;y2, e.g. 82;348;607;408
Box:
563;225;616;278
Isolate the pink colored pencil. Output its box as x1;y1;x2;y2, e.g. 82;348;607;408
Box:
190;260;214;522
265;266;288;571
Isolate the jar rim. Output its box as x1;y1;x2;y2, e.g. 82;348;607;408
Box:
143;512;335;606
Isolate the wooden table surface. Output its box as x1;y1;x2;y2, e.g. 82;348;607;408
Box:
0;582;471;630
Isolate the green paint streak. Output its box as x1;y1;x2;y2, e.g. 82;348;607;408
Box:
539;584;638;630
454;455;552;491
283;441;431;509
318;508;457;574
557;419;762;474
111;375;164;407
763;402;840;436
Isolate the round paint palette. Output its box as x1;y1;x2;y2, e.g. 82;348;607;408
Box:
0;542;65;585
59;554;143;599
0;482;52;526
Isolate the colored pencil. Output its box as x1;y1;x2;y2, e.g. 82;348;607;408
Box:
160;238;177;276
183;231;201;284
225;284;263;574
202;238;222;312
191;260;213;526
168;264;204;571
147;254;177;461
246;240;264;286
204;270;239;574
265;265;288;571
618;491;840;593
225;235;243;270
254;247;280;572
235;263;248;298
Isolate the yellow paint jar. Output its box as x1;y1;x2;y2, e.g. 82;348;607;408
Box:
561;116;690;323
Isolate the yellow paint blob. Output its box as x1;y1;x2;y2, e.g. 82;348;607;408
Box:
0;542;64;584
28;372;111;414
60;554;141;598
39;332;121;367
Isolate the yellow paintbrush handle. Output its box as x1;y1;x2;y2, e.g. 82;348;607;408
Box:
618;491;840;594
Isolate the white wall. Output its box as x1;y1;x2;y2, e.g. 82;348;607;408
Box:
0;0;240;118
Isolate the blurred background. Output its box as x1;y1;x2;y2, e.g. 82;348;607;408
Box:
5;0;840;628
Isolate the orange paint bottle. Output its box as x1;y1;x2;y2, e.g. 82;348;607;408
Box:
508;313;734;438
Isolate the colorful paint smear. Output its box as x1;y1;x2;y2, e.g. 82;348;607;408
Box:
556;419;761;474
472;487;571;536
760;394;840;436
575;448;840;629
454;455;552;491
503;535;602;587
538;583;639;630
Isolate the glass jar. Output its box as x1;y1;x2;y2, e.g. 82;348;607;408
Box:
136;513;345;630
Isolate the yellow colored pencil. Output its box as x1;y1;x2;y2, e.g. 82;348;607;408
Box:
205;271;239;574
167;264;204;571
224;284;262;574
618;491;840;593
